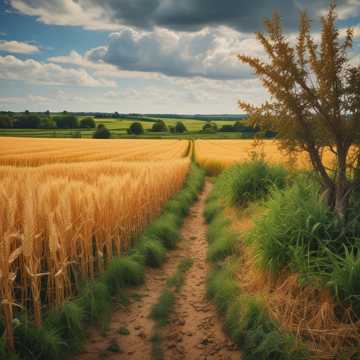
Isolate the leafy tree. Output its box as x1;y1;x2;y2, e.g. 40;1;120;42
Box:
80;117;96;128
127;122;144;135
14;115;41;128
175;121;187;133
0;115;14;128
151;120;168;132
54;115;79;129
202;121;218;133
39;117;56;129
238;3;360;218
93;124;111;139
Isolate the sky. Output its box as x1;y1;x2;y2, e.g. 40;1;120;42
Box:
0;0;359;114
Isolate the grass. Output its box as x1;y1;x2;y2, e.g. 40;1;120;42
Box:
0;118;248;139
4;163;205;360
204;164;308;359
212;160;288;206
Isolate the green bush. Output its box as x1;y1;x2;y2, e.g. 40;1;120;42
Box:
246;177;334;275
214;161;287;206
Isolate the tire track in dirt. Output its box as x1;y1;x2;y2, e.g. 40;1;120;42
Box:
75;181;240;360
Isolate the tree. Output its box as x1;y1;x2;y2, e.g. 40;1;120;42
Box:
0;115;14;128
238;3;360;218
151;120;168;132
128;122;144;135
175;121;187;133
202;121;218;133
80;117;96;128
54;115;79;128
14;115;41;128
93;124;111;139
39;117;56;129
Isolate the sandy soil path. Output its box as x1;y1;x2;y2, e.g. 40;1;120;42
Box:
75;181;241;360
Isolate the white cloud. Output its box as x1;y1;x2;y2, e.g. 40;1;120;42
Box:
0;40;40;54
337;0;360;20
9;0;121;31
48;50;159;79
0;55;117;87
85;27;256;80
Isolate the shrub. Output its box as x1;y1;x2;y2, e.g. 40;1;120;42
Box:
0;115;14;128
127;122;144;135
80;117;96;128
175;121;187;133
54;115;79;128
93;124;111;139
215;161;288;206
151;120;168;132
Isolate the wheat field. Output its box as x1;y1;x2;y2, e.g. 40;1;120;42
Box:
194;139;335;175
0;137;189;166
0;137;190;349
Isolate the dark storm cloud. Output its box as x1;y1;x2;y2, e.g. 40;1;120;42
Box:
10;0;356;33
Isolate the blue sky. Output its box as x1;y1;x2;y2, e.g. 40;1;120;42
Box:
0;0;359;114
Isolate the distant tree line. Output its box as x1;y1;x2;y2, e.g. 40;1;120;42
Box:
0;113;96;129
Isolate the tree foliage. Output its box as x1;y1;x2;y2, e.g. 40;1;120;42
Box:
80;117;96;128
127;122;144;135
238;3;360;218
54;115;79;129
151;120;168;132
174;121;187;133
93;124;111;139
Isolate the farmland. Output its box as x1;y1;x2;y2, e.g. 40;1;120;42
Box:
1;137;360;359
0;117;243;138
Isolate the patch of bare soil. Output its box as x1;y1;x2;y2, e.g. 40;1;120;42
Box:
75;181;241;360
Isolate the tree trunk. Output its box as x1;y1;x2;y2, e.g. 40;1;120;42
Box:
334;148;350;219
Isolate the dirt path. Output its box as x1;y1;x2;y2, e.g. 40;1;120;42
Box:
162;182;240;360
75;181;240;360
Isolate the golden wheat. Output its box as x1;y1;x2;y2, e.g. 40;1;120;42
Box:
194;139;336;175
0;137;191;350
0;137;189;166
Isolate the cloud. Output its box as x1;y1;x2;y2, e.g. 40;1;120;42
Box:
48;50;160;79
0;40;40;54
85;27;257;80
0;55;116;87
9;0;358;33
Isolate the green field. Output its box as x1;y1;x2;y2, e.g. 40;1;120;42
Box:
0;118;245;138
